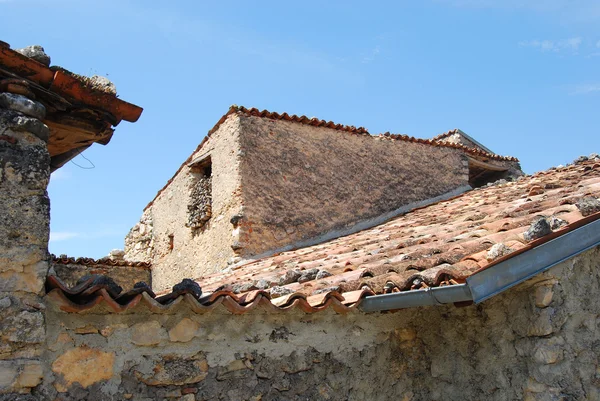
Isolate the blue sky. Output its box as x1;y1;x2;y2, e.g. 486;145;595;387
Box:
3;0;599;258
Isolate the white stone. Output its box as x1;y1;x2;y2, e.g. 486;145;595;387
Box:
169;318;200;343
0;93;46;119
131;321;165;346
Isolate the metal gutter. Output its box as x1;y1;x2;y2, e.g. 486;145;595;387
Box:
359;216;600;313
467;216;600;304
359;284;472;313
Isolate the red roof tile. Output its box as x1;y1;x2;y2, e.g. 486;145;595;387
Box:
46;158;600;315
0;44;142;123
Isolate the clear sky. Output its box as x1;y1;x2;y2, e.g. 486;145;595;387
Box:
3;0;599;259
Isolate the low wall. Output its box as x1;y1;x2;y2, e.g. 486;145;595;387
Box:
39;246;600;400
50;259;151;290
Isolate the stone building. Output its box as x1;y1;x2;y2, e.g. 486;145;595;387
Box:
124;106;522;291
2;41;600;401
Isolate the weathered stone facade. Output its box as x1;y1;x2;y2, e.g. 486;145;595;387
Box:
234;115;470;259
50;259;151;290
39;246;600;400
126;112;521;292
125;115;244;291
0;100;50;396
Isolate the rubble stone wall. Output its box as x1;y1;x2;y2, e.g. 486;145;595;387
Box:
50;261;151;290
235;115;470;259
125;115;244;292
42;246;600;399
0;102;51;396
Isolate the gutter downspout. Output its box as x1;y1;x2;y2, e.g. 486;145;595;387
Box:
359;217;600;313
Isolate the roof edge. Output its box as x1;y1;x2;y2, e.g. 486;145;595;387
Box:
0;45;143;123
51;254;151;269
359;211;600;312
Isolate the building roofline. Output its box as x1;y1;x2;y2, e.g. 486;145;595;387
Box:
142;105;519;211
432;128;495;155
0;43;142;123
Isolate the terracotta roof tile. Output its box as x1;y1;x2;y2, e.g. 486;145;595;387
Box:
46;158;600;315
0;44;142;123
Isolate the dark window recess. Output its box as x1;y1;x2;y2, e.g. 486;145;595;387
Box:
187;157;212;230
468;158;509;188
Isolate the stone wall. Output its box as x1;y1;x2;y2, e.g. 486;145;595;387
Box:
123;112;526;293
0;97;51;395
41;246;600;399
125;115;244;292
50;261;151;290
124;208;154;263
235;115;470;259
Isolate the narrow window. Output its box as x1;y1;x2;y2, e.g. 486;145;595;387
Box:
187;156;212;230
168;234;174;251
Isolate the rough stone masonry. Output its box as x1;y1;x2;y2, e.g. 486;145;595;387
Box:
125;111;522;292
40;246;600;401
0;91;51;395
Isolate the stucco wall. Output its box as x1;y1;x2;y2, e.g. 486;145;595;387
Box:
235;115;470;259
125;115;244;292
40;247;600;400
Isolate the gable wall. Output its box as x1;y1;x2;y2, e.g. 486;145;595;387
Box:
234;115;471;259
124;115;244;291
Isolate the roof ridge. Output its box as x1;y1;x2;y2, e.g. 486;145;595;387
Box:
431;128;460;142
221;106;517;161
376;131;517;161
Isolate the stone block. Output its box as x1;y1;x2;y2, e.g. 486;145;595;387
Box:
395;328;417;342
527;308;555;337
15;361;43;388
134;354;209;386
0;362;18;390
168;318;200;343
0;195;50;249
0;360;42;392
534;285;554;308
131;321;165;346
0;93;45;120
0;262;47;294
0;130;50;192
0;109;49;143
51;347;115;391
15;45;51;66
533;337;564;365
0;311;44;345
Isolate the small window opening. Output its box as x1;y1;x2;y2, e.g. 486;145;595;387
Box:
468;158;509;188
168;234;174;251
187;156;212;230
